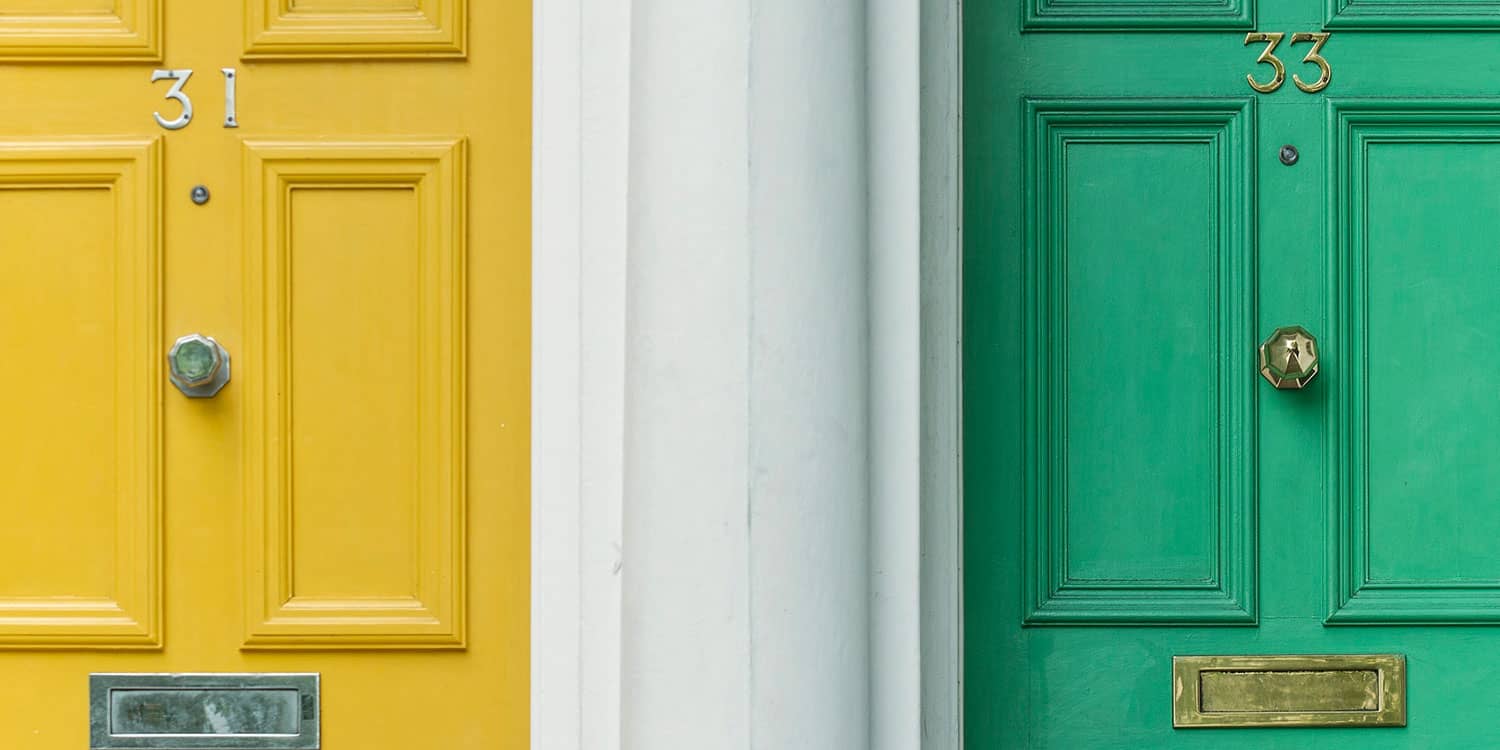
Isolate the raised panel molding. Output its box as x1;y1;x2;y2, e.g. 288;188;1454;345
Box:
1023;99;1256;625
1026;0;1251;30
0;139;162;647
244;0;465;59
0;0;160;60
243;139;466;648
1328;101;1500;624
1327;0;1500;28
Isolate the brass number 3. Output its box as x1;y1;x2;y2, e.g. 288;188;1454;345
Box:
1244;32;1285;94
1290;32;1331;93
1244;31;1331;94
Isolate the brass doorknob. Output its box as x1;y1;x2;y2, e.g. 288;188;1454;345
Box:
1259;326;1318;389
168;333;231;398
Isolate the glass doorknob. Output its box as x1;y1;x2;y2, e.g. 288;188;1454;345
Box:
1259;325;1318;390
168;333;230;398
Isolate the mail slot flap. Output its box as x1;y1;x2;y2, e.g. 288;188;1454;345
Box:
90;673;319;750
1173;655;1405;728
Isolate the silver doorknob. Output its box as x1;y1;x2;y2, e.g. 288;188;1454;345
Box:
168;334;230;398
1258;325;1318;390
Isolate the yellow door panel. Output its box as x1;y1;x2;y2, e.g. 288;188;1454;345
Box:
0;140;161;648
0;0;528;746
243;140;466;649
243;0;465;59
0;0;160;61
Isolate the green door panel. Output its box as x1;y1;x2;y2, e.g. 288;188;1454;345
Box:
1022;100;1256;625
965;0;1500;746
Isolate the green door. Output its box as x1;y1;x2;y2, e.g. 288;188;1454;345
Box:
966;1;1500;746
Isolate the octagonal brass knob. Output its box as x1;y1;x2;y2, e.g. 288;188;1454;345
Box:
168;333;230;398
1259;325;1318;389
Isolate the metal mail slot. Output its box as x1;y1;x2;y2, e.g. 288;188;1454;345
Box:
1173;655;1405;728
90;674;319;750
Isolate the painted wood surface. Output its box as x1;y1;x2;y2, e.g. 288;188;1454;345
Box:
967;0;1500;745
0;2;529;747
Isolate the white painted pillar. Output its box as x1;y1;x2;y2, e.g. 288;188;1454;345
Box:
623;0;870;747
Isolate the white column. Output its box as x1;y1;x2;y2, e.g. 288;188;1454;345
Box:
623;0;871;747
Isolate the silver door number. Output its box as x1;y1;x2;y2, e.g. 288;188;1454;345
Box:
152;68;239;130
151;69;193;130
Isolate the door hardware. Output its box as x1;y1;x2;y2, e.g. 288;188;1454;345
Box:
168;334;230;398
1259;325;1319;389
1279;144;1299;165
90;673;319;749
1244;32;1332;94
1174;655;1405;728
151;68;240;130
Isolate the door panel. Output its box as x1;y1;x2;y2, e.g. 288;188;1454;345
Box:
1023;101;1256;625
0;0;159;60
968;0;1500;746
1330;104;1500;624
0;2;527;748
243;0;466;59
1023;0;1253;30
0;141;161;647
1326;0;1500;28
242;140;467;649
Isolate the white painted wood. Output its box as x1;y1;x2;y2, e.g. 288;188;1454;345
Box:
747;1;871;746
578;0;630;747
533;0;628;748
621;0;752;744
623;0;871;745
868;0;922;748
531;0;582;744
918;0;964;747
532;0;963;745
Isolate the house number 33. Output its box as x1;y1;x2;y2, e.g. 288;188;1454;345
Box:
1244;32;1331;94
151;68;239;130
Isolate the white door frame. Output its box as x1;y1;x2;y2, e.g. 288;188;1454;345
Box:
530;0;962;745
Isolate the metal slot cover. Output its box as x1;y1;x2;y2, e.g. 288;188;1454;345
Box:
1173;655;1405;728
91;674;319;750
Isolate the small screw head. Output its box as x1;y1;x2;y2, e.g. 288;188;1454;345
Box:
1279;145;1300;166
191;185;210;205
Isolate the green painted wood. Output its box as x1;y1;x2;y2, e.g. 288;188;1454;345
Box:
1325;0;1500;29
1023;100;1256;624
1328;102;1500;624
966;1;1500;746
1025;0;1253;31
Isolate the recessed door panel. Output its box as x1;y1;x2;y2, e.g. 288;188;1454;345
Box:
0;140;160;648
1024;0;1253;29
243;0;465;58
242;141;466;648
1330;103;1500;623
1023;101;1256;624
0;0;159;60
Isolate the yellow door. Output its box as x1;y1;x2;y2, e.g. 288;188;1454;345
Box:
0;2;528;747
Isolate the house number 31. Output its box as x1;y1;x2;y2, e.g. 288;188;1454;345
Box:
152;68;239;130
1244;32;1331;94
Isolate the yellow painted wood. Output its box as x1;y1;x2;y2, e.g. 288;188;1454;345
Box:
0;0;528;748
242;140;466;648
0;0;160;60
243;0;465;59
0;139;161;647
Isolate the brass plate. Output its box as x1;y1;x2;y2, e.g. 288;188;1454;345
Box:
1173;655;1405;728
